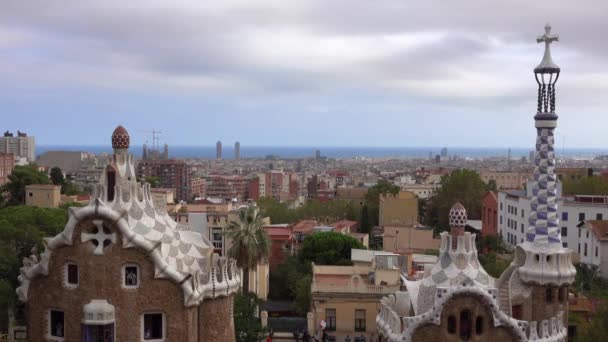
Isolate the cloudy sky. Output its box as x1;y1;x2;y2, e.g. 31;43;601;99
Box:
1;0;607;148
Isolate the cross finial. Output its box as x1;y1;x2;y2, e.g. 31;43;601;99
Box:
535;23;560;73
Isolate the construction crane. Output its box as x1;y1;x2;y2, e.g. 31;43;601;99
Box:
134;129;162;151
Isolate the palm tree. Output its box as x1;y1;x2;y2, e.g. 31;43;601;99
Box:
225;207;270;294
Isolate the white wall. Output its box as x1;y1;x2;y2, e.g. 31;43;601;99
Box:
498;192;608;267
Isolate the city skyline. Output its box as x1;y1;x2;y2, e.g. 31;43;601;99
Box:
2;1;608;148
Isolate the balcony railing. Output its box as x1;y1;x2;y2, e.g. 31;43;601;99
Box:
311;282;401;295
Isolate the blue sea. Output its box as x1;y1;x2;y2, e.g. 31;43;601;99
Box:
36;145;608;159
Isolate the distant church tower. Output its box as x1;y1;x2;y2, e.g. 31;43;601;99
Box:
216;140;222;160
235;141;240;160
515;23;576;327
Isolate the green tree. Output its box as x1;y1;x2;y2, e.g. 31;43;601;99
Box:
49;167;65;186
257;197;360;225
578;302;608;342
1;165;49;205
360;204;370;234
430;169;487;233
61;181;86;196
487;179;498;191
300;231;365;266
144;176;161;188
563;176;608;196
225;207;270;293
0;205;69;323
233;292;267;342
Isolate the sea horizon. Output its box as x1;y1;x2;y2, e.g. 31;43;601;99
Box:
36;145;608;159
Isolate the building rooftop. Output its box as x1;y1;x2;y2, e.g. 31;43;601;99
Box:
351;249;398;263
25;184;61;190
292;220;319;234
580;220;608;241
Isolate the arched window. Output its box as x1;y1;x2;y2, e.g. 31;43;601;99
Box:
558;287;565;302
460;310;472;340
475;316;484;335
447;315;456;334
546;287;553;303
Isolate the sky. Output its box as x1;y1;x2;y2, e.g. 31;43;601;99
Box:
1;1;607;148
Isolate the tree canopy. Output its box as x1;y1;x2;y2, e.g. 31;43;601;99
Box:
1;165;49;206
0;205;69;323
144;176;160;188
563;176;608;196
49;167;65;186
225;207;270;293
257;197;360;225
428;169;488;232
269;231;366;314
300;231;365;266
233;292;267;342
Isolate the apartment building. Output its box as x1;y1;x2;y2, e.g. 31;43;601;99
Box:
1;130;35;162
379;191;418;227
136;159;192;201
310;249;403;341
498;185;608;258
0;153;13;186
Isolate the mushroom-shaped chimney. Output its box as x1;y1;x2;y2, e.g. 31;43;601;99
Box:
449;202;467;228
449;202;467;249
111;125;130;149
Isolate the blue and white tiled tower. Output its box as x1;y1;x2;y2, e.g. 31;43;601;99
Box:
517;23;576;286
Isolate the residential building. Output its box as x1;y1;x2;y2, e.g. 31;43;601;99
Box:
16;126;239;341
382;225;440;254
0;153;13;186
216;141;222;160
479;170;531;190
150;188;175;206
336;186;367;204
498;188;608;254
25;184;61;208
331;220;358;234
481;191;498;237
205;175;248;202
262;224;293;271
249;171;285;201
190;176;206;198
37;151;97;173
576;220;608;277
1;130;35;162
310;249;402;341
136;159;192;202
401;184;436;199
379;191;418;227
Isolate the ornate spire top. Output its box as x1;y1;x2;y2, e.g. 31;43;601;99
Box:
449;202;467;228
535;23;560;74
534;23;560;114
111;125;130;149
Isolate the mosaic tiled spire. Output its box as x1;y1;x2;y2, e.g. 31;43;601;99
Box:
526;23;561;245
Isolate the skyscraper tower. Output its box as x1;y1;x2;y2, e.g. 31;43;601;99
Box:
216;140;222;160
235;141;240;160
516;23;575;325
